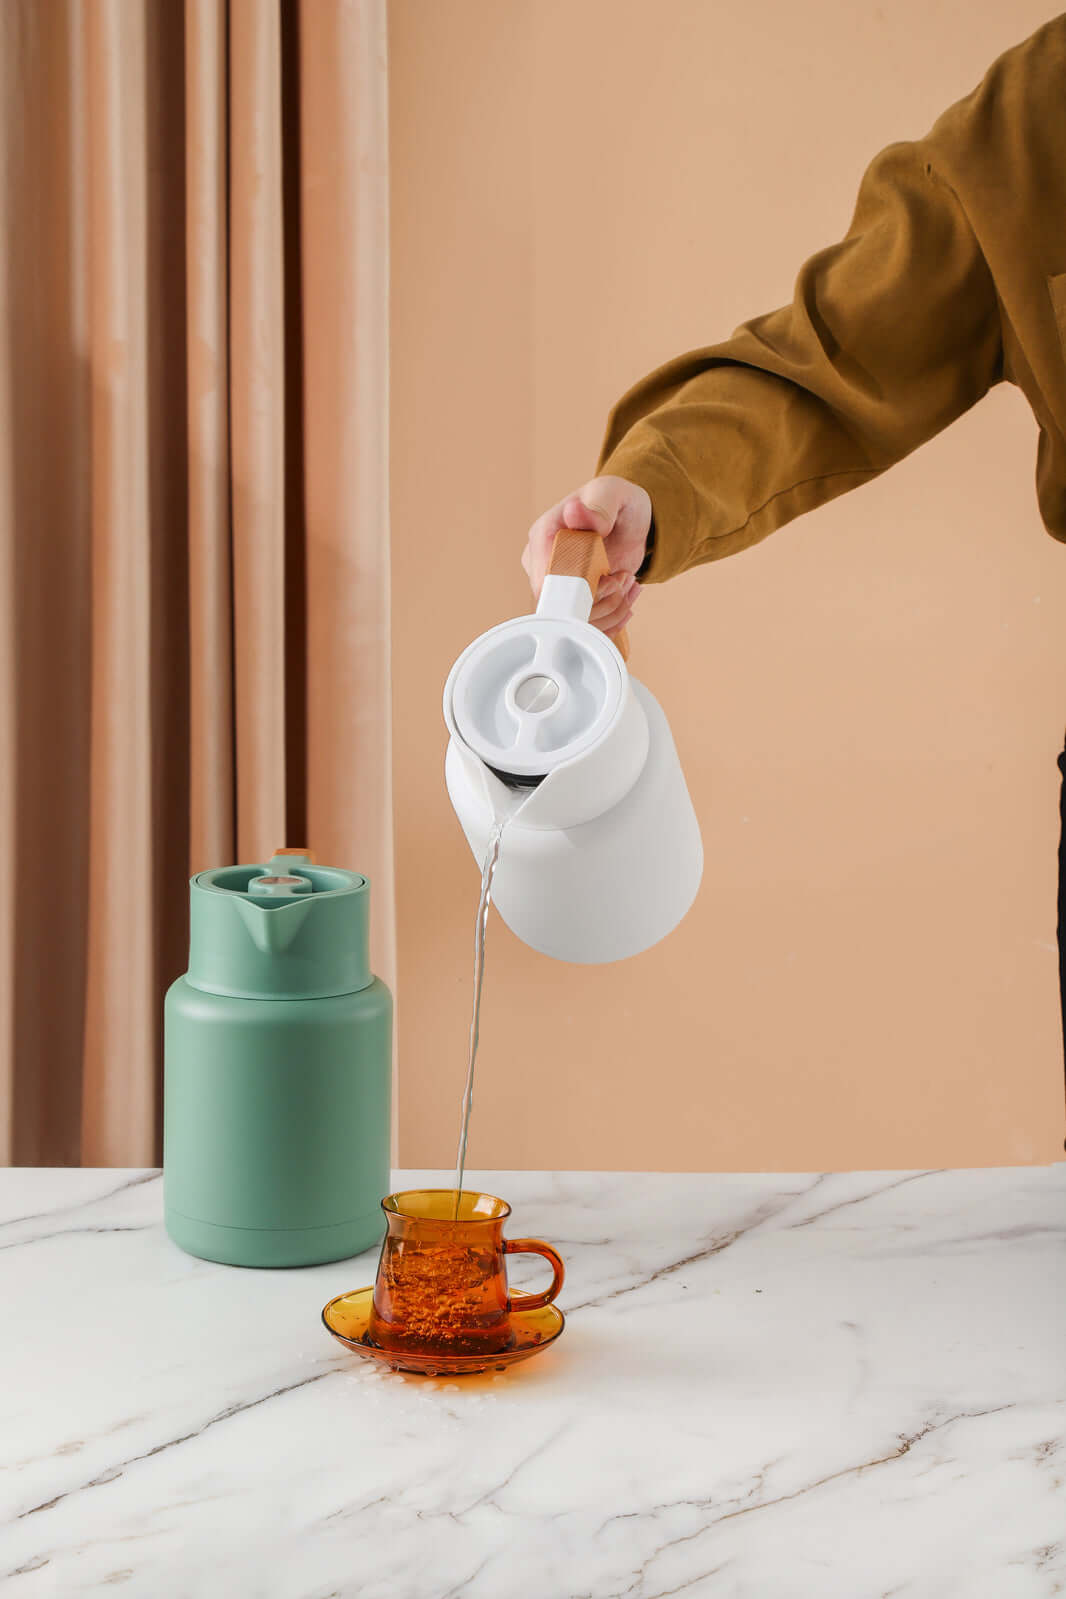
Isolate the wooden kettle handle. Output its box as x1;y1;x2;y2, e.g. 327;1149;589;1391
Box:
546;530;630;662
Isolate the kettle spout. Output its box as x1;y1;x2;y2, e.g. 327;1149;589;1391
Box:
233;895;313;955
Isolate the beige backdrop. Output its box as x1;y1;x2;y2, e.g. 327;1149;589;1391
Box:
389;0;1066;1172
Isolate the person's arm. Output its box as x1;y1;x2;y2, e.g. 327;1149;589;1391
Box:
598;133;1004;584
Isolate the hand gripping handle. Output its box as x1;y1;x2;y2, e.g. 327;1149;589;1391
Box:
545;530;630;661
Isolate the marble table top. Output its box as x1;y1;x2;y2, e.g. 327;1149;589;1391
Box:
1;1164;1063;1598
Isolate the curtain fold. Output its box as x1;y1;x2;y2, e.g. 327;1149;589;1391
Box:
0;0;393;1168
0;2;94;1167
82;0;164;1167
186;0;235;878
298;0;394;1061
230;0;289;859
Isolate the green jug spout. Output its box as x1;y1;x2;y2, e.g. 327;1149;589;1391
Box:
233;895;314;955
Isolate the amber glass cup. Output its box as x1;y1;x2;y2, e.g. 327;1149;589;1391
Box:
367;1189;565;1357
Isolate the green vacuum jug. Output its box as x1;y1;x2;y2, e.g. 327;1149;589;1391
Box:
164;850;392;1268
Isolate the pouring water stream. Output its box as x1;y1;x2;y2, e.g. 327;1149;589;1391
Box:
452;783;530;1218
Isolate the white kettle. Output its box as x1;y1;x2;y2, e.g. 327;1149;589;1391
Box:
443;531;703;964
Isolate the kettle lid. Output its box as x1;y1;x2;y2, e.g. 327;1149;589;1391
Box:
185;850;373;999
446;615;624;781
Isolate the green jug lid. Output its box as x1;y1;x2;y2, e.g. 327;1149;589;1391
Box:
186;850;373;1000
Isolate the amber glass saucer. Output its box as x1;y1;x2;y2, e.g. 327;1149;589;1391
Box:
321;1286;566;1376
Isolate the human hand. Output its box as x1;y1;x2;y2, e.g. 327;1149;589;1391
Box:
521;475;651;637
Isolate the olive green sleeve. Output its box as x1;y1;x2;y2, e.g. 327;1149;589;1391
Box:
597;137;1003;583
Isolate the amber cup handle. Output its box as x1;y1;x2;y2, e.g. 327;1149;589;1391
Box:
503;1238;565;1313
547;529;630;663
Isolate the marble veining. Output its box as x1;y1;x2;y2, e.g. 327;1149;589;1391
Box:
0;1164;1063;1598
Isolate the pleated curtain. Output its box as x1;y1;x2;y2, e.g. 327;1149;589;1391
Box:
0;0;394;1167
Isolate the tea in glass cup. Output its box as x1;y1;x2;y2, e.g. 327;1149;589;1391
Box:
367;1189;565;1357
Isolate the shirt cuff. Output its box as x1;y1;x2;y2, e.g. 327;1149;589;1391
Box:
596;436;697;584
